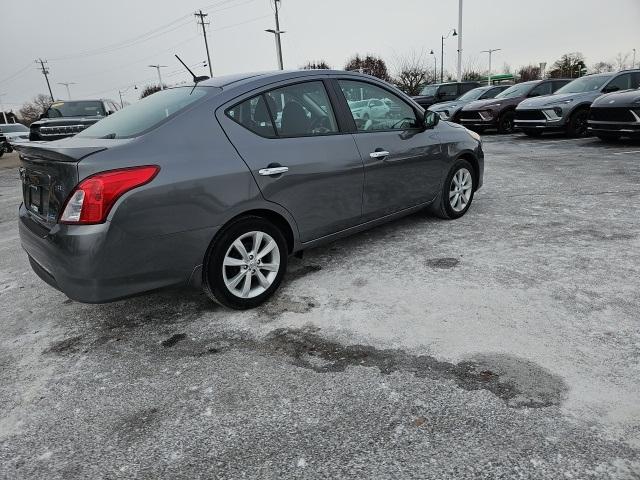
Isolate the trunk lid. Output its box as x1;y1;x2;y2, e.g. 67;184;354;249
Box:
15;142;107;229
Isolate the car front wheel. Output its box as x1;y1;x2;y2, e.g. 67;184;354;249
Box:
430;159;475;220
203;216;288;309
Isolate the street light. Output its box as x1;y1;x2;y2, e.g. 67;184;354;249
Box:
148;65;167;90
57;82;76;100
441;29;457;83
480;49;501;85
430;50;436;83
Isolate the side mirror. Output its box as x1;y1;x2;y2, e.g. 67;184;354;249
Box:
424;110;440;129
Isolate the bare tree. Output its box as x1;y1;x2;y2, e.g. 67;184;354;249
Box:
548;52;586;78
344;54;390;81
140;85;166;99
614;52;630;70
518;64;542;82
302;60;331;70
392;50;430;95
18;94;52;126
462;56;482;81
592;61;615;73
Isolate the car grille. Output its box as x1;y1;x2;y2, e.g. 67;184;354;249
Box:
589;107;637;123
515;110;545;121
38;124;88;136
459;111;481;120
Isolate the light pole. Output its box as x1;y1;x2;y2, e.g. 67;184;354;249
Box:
118;85;138;108
265;0;284;70
57;82;76;100
441;29;457;83
148;65;167;89
456;0;463;81
481;48;501;85
430;50;436;83
633;48;637;69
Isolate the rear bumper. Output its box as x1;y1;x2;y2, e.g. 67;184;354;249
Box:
19;203;217;303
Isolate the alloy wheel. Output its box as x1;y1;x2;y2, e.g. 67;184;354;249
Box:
449;168;473;213
222;231;281;298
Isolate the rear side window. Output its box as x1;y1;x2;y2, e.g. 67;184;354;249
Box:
227;80;339;138
439;84;458;97
460;83;477;94
78;87;214;139
551;80;570;92
227;95;277;138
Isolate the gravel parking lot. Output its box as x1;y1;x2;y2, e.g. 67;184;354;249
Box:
1;135;640;479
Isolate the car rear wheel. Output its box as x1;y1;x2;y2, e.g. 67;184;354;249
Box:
203;216;288;309
566;108;589;137
523;129;543;138
430;158;475;220
596;132;621;142
498;111;515;134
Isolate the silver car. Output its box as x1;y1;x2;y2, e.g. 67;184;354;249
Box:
17;70;484;309
514;70;640;137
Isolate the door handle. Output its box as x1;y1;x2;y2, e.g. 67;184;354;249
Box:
258;166;289;176
369;150;390;159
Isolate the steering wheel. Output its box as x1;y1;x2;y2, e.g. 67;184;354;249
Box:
310;115;331;134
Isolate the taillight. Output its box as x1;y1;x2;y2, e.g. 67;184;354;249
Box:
60;165;159;224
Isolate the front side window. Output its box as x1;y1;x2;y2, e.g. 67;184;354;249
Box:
495;82;534;99
45;100;106;118
339;80;419;132
481;87;505;99
604;74;632;92
78;86;214;139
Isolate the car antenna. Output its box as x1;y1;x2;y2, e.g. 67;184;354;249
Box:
175;54;209;93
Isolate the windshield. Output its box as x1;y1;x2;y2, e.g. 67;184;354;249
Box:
457;87;488;102
554;74;613;94
45;101;106;118
0;124;28;132
77;87;216;139
495;83;532;99
420;85;438;96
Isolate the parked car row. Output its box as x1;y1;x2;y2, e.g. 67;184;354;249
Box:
424;69;640;140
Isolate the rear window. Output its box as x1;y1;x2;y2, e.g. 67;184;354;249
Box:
77;87;217;139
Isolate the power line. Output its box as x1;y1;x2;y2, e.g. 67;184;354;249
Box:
195;10;214;77
0;64;32;86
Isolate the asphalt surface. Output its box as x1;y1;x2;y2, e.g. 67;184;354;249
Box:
1;134;640;479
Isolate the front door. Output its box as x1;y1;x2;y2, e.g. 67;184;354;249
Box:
336;79;443;220
218;79;364;242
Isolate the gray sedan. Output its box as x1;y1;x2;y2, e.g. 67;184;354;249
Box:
17;70;484;309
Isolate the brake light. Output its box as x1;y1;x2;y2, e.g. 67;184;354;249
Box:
60;166;159;224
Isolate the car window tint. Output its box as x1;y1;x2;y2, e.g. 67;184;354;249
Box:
460;83;477;93
77;86;214;139
607;74;632;91
632;73;640;89
227;95;277;138
264;81;338;137
480;87;501;99
552;81;569;92
439;84;458;97
338;80;419;132
528;82;552;97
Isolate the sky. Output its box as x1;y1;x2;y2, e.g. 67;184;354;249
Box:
1;0;639;111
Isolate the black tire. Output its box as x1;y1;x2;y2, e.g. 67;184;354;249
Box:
497;110;515;134
203;216;288;310
523;129;544;138
566;108;589;137
430;158;476;220
596;133;621;143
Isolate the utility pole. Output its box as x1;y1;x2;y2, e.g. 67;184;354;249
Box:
35;59;54;101
57;82;75;100
265;0;284;70
195;10;213;77
0;93;7;123
148;65;167;89
430;50;436;83
456;0;463;81
633;48;637;69
481;48;501;85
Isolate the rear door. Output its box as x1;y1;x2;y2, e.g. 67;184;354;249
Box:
218;78;364;242
335;78;443;220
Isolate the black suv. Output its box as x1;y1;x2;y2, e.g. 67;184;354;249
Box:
588;87;640;141
29;99;119;141
412;81;482;109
